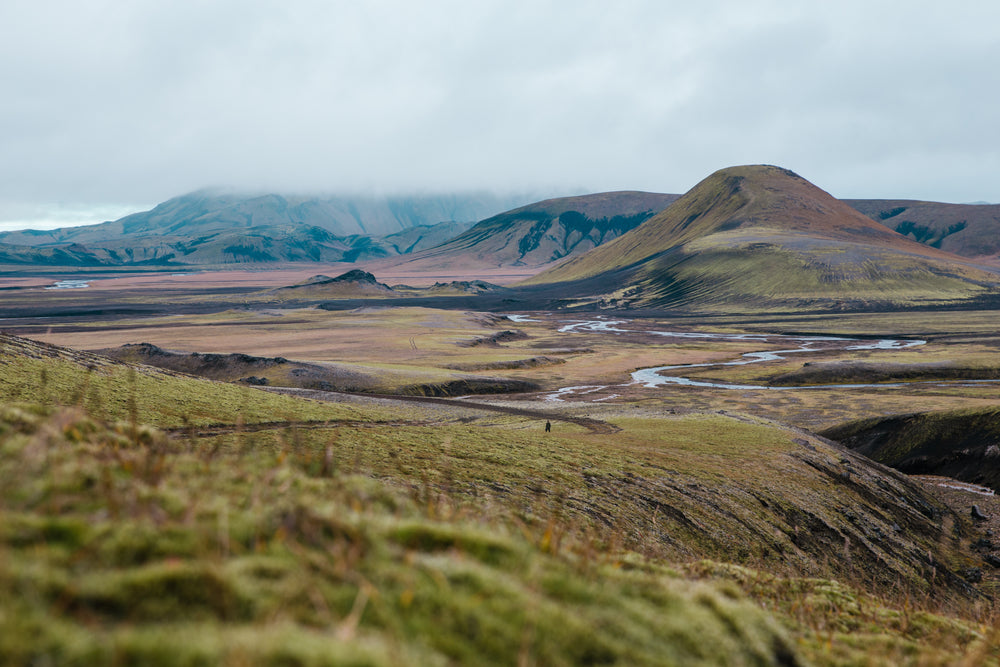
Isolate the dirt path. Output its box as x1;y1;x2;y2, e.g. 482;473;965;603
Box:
264;387;621;434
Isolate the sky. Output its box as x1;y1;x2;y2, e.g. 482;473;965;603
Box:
1;0;999;231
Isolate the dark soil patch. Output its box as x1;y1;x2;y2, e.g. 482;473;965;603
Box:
822;407;1000;491
768;361;1000;386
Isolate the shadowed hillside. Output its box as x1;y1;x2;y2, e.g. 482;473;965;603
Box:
525;166;1000;311
822;407;1000;492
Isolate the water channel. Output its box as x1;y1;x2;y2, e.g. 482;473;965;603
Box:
513;316;999;401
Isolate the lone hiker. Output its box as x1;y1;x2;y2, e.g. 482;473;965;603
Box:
545;420;551;433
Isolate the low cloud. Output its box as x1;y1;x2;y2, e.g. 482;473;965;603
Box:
1;0;998;228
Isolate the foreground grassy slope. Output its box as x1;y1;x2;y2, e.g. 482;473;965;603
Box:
216;413;989;606
0;405;811;666
6;404;1000;665
0;333;386;427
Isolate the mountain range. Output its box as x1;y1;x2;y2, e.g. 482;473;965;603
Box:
3;171;1000;315
0;190;678;269
0;191;539;266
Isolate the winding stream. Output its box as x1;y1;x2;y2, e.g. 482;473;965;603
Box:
523;317;968;401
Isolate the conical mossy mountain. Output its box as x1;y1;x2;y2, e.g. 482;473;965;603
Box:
525;165;1000;311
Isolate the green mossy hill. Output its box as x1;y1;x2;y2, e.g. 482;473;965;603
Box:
0;405;805;666
822;407;1000;490
0;333;380;427
524;165;1000;311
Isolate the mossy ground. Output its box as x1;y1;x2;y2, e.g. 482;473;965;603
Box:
1;405;808;666
0;334;394;428
5;306;1000;663
3;404;999;665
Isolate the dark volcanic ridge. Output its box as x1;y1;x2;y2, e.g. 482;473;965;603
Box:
270;269;396;296
264;270;510;300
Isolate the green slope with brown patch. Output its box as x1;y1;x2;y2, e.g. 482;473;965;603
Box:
525;166;1000;311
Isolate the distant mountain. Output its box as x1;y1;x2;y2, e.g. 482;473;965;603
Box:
0;241;120;267
2;191;535;244
373;191;679;272
351;221;473;260
0;191;535;266
525;166;1000;311
0;222;457;267
845;199;1000;263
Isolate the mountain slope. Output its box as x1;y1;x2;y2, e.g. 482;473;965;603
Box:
372;191;678;272
846;199;1000;263
1;191;533;243
0;220;476;267
525;166;1000;311
0;191;524;267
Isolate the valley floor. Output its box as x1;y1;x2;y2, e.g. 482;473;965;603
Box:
4;279;1000;664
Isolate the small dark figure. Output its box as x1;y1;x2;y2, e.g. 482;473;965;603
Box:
545;420;551;433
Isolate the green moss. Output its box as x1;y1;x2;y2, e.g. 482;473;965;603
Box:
390;522;517;565
0;334;384;427
0;382;995;665
0;404;811;666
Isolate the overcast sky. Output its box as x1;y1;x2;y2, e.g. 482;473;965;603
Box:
1;0;998;230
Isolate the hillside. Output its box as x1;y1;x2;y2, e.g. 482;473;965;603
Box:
525;166;1000;311
370;191;679;272
822;406;1000;491
847;199;1000;263
269;269;397;297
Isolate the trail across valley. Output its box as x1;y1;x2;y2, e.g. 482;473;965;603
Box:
263;387;621;434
